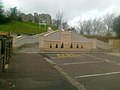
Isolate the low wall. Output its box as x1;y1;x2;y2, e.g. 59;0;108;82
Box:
90;38;97;49
109;39;120;48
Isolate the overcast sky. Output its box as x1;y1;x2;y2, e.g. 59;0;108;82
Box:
2;0;120;26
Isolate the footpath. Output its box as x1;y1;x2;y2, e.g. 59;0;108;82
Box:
0;43;77;90
107;53;120;57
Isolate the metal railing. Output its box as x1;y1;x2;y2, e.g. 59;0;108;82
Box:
0;55;5;72
0;35;13;72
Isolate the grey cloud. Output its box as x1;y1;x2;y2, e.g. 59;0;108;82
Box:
4;0;120;21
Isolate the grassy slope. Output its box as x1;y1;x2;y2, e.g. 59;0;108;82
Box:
0;22;48;34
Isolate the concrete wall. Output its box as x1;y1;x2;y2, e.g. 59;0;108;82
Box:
39;31;96;51
109;39;120;48
40;40;93;51
90;38;97;49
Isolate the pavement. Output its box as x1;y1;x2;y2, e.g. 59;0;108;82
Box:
107;53;120;57
14;32;48;48
14;43;40;53
0;53;77;90
96;40;113;50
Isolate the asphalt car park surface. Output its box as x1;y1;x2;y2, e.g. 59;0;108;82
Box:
46;53;120;90
1;53;78;90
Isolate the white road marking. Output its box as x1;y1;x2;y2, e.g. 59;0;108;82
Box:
117;63;120;65
83;54;102;60
104;59;119;65
76;71;120;79
105;59;111;62
84;54;120;65
44;58;86;90
57;54;80;58
107;53;120;57
63;61;103;65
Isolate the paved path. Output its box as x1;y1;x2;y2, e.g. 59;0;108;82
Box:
107;53;120;57
14;32;48;48
96;40;112;50
15;43;40;53
0;53;77;90
14;34;40;47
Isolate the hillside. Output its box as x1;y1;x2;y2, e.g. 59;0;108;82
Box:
0;22;55;34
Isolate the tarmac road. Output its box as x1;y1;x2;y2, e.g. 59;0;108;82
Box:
0;53;77;90
47;53;120;90
2;39;120;90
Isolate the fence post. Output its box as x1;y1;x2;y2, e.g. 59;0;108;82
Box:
2;55;5;72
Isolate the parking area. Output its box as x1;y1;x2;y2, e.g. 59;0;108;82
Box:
47;53;120;90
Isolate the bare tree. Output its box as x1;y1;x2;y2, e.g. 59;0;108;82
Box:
77;18;106;35
84;20;92;35
92;18;106;35
62;21;69;30
77;19;92;35
68;27;77;32
103;13;115;34
56;11;64;29
77;20;84;34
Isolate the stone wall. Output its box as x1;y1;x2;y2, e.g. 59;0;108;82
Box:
109;39;120;48
90;38;97;49
39;39;93;51
39;30;96;52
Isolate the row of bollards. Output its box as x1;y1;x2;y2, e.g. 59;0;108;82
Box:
0;35;13;72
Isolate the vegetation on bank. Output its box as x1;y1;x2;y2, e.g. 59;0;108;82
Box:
0;3;57;35
0;21;57;34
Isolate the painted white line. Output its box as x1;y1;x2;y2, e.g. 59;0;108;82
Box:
44;58;86;90
107;53;120;57
83;54;102;60
105;59;111;62
104;59;118;65
94;57;101;60
117;63;120;65
83;54;120;65
63;61;103;65
76;71;120;79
